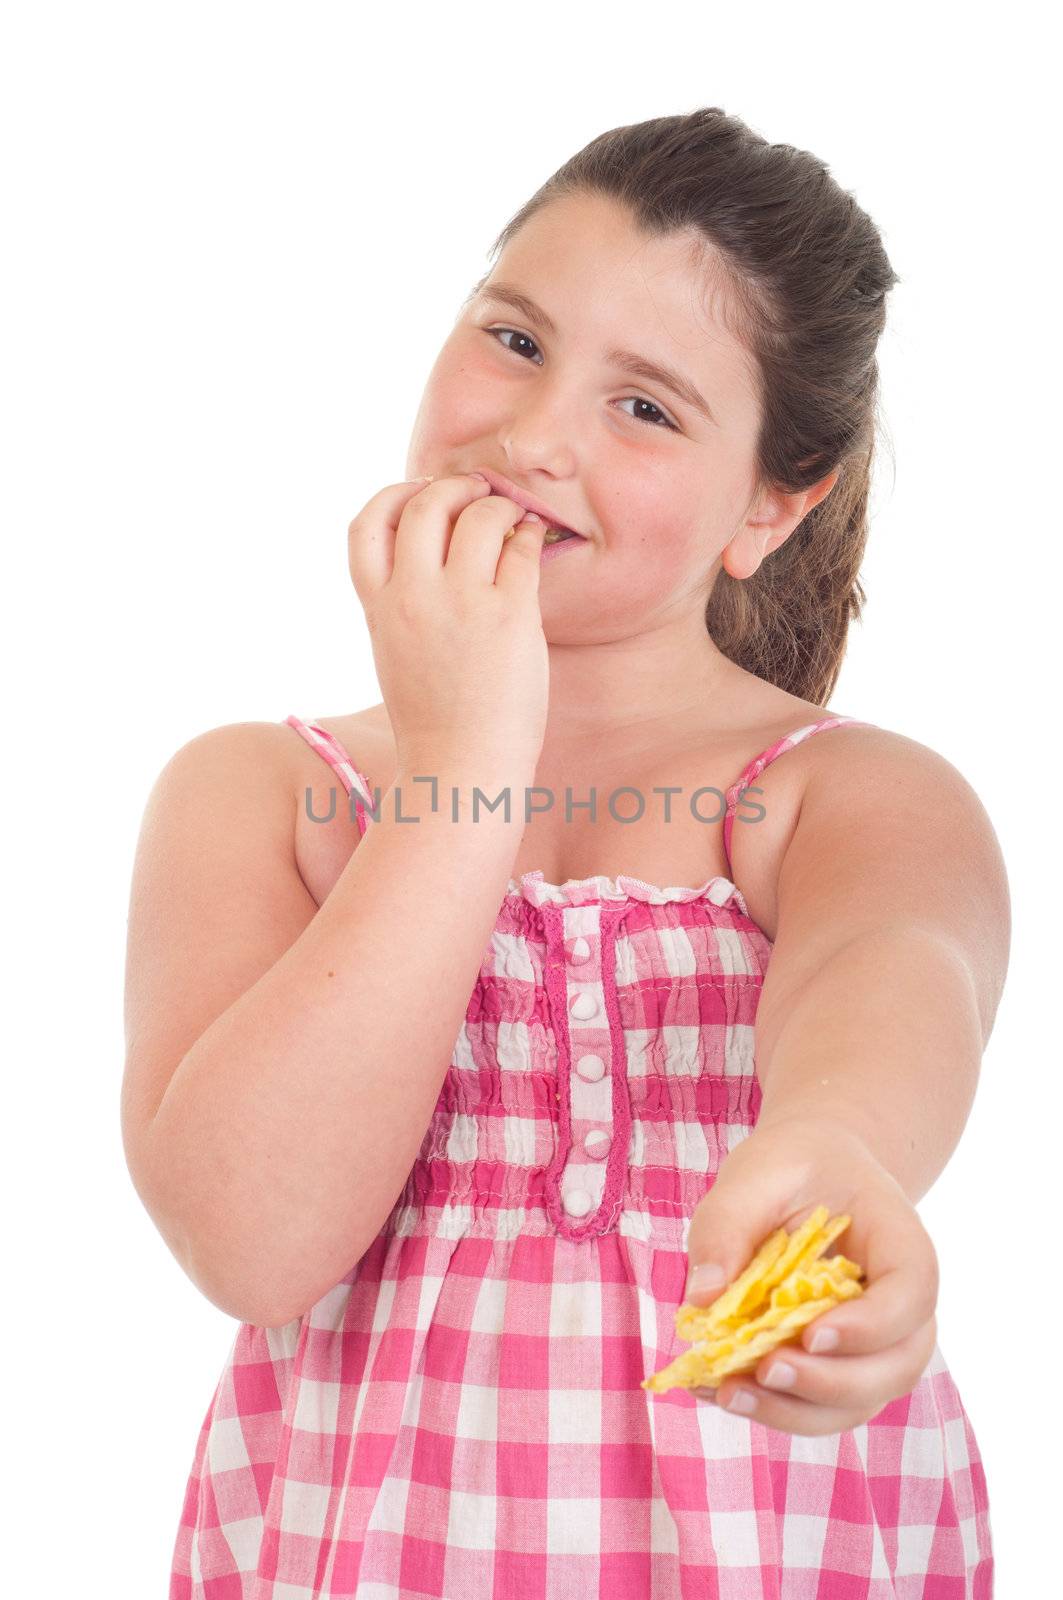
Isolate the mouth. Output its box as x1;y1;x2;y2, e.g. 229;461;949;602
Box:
471;467;590;543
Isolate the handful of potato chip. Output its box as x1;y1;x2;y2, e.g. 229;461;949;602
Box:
642;1206;865;1394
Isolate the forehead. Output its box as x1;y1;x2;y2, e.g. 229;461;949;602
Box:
487;192;758;417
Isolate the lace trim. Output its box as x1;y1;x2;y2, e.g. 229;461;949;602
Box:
505;869;746;912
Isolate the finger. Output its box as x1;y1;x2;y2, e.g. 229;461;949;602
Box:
444;496;546;586
752;1316;938;1410
688;1318;928;1433
688;1380;864;1437
495;510;549;594
348;476;493;601
695;1379;875;1438
391;472;502;585
347;477;439;598
797;1216;941;1356
688;1382;864;1433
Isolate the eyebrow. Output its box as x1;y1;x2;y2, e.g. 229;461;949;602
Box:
468;279;719;426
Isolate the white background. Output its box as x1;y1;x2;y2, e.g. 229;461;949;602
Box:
4;3;1057;1593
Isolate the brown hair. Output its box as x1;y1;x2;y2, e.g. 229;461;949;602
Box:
480;107;900;706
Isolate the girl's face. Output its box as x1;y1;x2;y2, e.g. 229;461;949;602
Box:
406;191;794;647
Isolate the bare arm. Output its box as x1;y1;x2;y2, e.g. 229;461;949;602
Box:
122;722;531;1328
748;728;1011;1198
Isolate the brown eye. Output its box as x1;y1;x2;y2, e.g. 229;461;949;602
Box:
484;328;679;432
486;327;542;362
614;396;677;431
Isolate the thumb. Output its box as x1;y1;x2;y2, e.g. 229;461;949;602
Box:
683;1154;808;1308
497;510;547;588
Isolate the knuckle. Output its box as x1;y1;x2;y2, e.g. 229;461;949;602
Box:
393;591;430;628
419;474;476;500
445;574;492;615
460;495;510;522
401;495;434;520
787;1363;832;1401
504;538;539;566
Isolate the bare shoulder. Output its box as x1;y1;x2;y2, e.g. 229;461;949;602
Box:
799;721;1011;892
795;720;999;820
306;704;393;777
123;719;318;1156
138;715;338;901
746;719;1012;1044
766;721;1009;990
146;707;396;826
130;715;304;907
722;701;935;942
147;718;303;816
286;704;394;801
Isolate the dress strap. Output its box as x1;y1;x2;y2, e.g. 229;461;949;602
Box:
284;714;378;838
722;715;877;876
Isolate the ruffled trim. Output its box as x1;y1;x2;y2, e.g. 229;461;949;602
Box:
505;869;749;914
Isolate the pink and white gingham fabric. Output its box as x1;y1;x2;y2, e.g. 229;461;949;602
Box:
168;713;993;1598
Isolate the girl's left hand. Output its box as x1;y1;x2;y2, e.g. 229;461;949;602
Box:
682;1119;940;1435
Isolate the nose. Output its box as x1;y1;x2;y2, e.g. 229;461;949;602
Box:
499;387;578;481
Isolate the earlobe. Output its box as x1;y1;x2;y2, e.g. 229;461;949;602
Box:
723;467;840;581
721;522;787;581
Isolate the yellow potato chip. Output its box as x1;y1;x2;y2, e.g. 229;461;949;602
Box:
643;1208;864;1394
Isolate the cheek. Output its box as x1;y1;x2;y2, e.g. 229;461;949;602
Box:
615;505;700;572
421;357;499;438
619;480;719;562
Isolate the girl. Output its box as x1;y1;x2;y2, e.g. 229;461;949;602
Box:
124;108;1007;1597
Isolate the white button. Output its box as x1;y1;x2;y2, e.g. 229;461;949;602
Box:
707;879;734;905
569;991;599;1020
563;1187;593;1217
576;1053;606;1082
569;936;591;964
584;1129;611;1159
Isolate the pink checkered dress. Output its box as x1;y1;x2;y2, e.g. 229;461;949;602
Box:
168;713;993;1598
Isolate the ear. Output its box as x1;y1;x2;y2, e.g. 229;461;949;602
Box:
721;467;840;582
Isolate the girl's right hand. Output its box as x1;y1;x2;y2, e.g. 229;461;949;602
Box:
347;472;551;780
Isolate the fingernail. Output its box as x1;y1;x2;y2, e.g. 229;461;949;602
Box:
726;1389;757;1415
519;511;543;524
762;1360;796;1390
807;1325;840;1354
685;1263;727;1300
469;471;490;483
